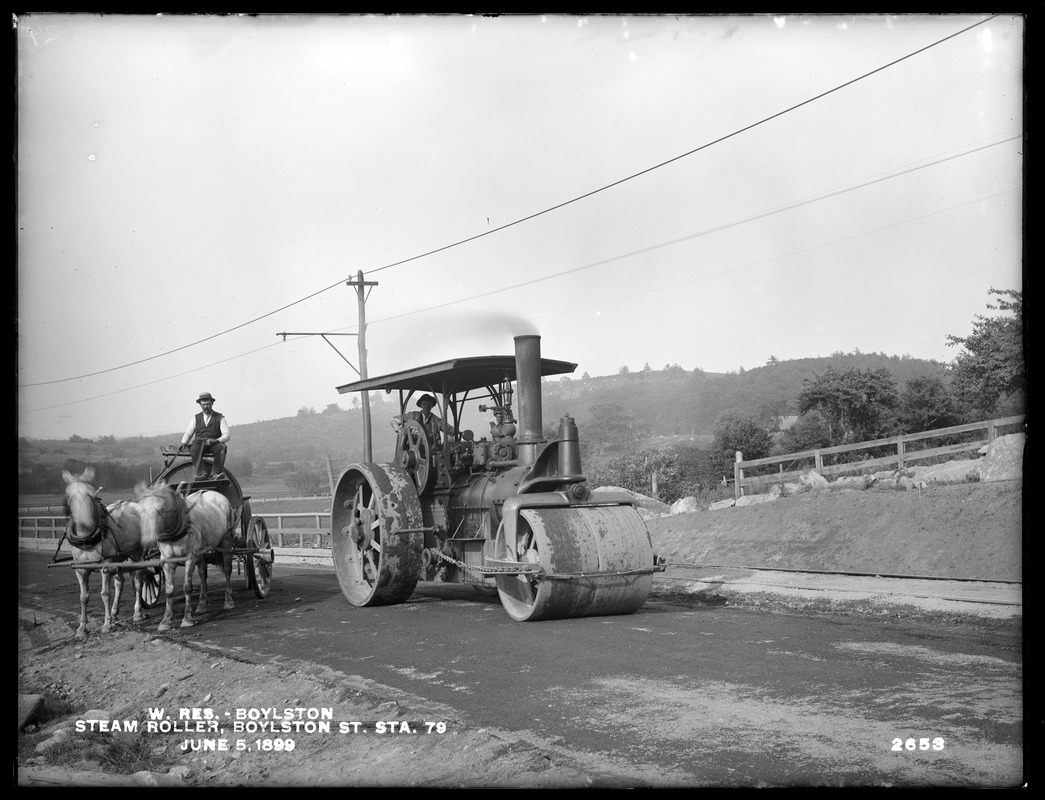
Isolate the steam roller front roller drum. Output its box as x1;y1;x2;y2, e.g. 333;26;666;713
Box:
495;505;655;622
331;464;424;607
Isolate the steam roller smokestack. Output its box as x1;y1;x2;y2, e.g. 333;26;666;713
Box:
514;334;544;469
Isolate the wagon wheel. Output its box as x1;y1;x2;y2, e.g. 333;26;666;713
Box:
397;419;434;493
331;464;424;607
238;498;252;548
245;517;273;599
140;566;165;608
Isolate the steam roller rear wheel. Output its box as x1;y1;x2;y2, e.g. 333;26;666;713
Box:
495;505;655;622
331;464;424;607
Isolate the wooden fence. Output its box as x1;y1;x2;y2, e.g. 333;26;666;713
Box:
18;512;332;551
733;414;1024;499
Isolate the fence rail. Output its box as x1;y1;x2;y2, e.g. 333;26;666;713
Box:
255;512;331;549
18;512;333;550
733;414;1024;499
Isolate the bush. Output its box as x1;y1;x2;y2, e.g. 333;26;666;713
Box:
284;466;328;495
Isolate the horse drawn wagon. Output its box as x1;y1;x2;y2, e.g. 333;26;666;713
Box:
139;444;274;602
51;446;274;635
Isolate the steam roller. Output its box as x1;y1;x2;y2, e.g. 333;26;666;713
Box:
330;334;665;621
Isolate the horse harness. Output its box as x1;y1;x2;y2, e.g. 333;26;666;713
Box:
150;487;192;544
61;484;136;562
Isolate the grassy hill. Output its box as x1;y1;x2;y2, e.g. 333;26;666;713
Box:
20;351;949;484
541;351;947;440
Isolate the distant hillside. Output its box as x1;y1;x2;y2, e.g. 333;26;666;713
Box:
19;352;949;472
542;351;948;439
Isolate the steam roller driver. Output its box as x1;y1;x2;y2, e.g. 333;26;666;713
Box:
392;393;457;447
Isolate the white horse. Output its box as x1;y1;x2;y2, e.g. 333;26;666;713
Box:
136;481;235;632
62;468;144;638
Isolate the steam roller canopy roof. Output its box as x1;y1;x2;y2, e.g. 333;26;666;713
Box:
335;355;577;396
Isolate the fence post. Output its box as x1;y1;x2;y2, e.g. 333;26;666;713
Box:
897;433;905;471
987;420;997;443
814;449;823;474
325;456;337;496
734;451;744;500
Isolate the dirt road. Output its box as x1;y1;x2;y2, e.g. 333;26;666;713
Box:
17;551;1023;788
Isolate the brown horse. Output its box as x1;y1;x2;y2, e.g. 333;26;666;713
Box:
136;481;235;632
62;468;145;638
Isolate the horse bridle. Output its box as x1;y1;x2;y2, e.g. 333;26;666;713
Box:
63;483;112;549
61;482;143;567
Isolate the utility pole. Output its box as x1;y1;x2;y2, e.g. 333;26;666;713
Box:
276;270;379;462
347;270;378;461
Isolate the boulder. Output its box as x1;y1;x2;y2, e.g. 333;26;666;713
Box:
911;460;981;484
18;694;44;732
897;475;927;493
799;470;829;489
670;497;701;515
978;433;1024;482
35;729;71;753
832;475;876;490
130;771;188;786
592;486;672;515
735;493;779;507
708;498;736;511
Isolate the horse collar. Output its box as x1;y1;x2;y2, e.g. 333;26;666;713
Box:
65;490;109;548
66;521;105;549
156;492;191;543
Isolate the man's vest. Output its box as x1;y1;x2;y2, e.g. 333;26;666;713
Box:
194;411;224;442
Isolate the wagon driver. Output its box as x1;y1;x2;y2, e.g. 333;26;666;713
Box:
180;392;231;480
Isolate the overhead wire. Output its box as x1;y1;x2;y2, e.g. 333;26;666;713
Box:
20;341;287;414
21;165;1017;421
19;13;1000;389
19;132;1019;419
363;136;1020;327
534;188;1019;323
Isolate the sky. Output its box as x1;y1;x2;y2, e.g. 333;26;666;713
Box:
16;13;1024;441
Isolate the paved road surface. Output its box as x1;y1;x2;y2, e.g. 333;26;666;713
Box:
19;551;1024;787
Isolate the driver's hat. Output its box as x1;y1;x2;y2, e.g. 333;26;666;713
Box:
416;393;437;408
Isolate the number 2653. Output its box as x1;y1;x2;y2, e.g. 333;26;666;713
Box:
892;737;945;751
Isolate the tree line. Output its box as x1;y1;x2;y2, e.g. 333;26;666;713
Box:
580;289;1023;504
18;454;256;496
21;289;1022;503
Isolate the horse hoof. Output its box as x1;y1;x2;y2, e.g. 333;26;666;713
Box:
157;622;171;633
101;624;112;634
76;628;88;639
223;602;235;611
181;619;195;629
